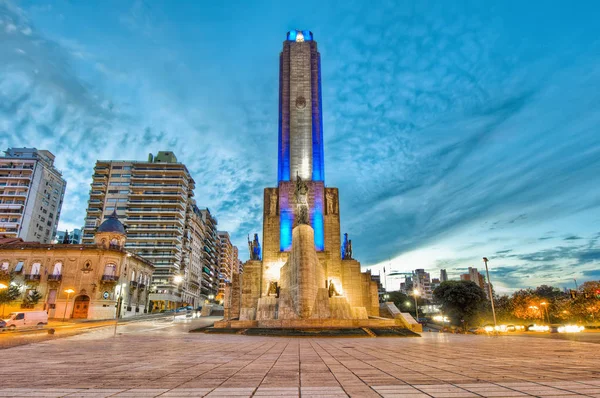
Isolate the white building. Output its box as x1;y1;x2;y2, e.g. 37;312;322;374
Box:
0;148;66;243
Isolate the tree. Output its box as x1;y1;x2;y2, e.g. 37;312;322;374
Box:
384;291;414;315
433;281;487;328
23;289;43;307
0;282;22;317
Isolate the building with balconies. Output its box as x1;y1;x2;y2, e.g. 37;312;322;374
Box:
0;212;153;319
200;208;219;299
81;151;195;311
0;148;66;243
216;231;234;302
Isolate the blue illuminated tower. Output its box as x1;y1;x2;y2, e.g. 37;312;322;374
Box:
278;30;325;183
274;30;326;252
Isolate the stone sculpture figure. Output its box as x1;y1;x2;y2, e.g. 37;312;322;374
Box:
269;190;278;216
328;279;340;297
326;191;334;214
294;174;309;225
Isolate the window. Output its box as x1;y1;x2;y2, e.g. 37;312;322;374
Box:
119;190;129;194
131;271;136;281
15;313;24;320
1;261;8;271
30;262;41;275
104;263;116;276
52;262;62;275
14;261;24;273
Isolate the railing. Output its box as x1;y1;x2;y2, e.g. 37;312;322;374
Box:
138;283;146;290
101;274;119;282
47;274;62;281
130;281;138;288
24;274;41;281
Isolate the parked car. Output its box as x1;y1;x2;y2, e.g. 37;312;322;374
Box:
176;306;193;313
0;319;6;330
3;311;48;329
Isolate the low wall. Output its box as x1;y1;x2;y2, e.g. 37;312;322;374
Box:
213;317;407;329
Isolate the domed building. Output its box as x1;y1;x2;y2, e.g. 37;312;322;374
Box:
0;211;154;320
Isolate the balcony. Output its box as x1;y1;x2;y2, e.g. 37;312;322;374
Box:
130;281;138;289
138;283;146;290
47;274;62;282
24;274;41;281
101;274;119;282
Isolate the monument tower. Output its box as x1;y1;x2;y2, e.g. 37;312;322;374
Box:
219;31;416;330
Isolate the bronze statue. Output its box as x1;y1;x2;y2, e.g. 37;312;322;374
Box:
248;233;261;260
294;174;309;225
267;281;278;296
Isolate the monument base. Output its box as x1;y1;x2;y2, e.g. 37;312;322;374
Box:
213;316;421;332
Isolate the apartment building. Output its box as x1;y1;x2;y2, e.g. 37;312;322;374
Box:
0;148;66;243
414;268;433;301
216;231;234;301
460;266;490;299
200;208;219;298
185;204;211;305
82;151;195;311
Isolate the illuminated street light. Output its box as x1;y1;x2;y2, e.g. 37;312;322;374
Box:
63;288;75;322
413;289;420;320
0;283;7;289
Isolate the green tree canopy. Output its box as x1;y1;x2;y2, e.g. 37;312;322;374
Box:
433;280;487;327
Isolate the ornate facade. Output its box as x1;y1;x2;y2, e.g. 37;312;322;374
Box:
0;212;153;320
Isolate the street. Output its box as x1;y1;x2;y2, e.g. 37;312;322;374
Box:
0;320;599;397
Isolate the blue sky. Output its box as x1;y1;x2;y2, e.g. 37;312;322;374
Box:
1;0;599;293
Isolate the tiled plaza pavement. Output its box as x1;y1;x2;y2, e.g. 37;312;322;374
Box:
0;327;599;398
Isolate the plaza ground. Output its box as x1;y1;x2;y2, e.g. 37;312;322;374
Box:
0;318;599;397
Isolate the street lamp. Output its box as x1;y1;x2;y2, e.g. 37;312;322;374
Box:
482;257;497;330
63;289;75;322
0;283;7;318
413;289;420;320
173;275;183;320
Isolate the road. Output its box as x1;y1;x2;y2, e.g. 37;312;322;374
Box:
0;313;217;349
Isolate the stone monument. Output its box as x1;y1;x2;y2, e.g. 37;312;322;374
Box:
218;30;417;331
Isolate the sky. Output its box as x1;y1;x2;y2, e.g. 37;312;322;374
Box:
1;0;599;293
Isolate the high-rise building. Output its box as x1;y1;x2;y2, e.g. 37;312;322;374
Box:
440;269;448;282
0;148;66;243
82;151;196;311
217;231;234;301
200;208;219;298
55;229;82;244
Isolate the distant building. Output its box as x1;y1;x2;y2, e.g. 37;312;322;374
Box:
440;269;448;282
200;208;220;298
413;269;433;301
56;229;82;244
0;148;66;243
460;266;491;299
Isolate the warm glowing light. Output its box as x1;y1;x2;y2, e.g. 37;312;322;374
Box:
413;289;420;296
540;301;547;306
484;325;494;332
558;325;584;333
529;324;549;332
64;289;75;294
174;275;183;284
433;315;449;323
0;283;7;289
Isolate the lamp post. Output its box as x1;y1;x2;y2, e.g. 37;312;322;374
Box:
413;289;420;320
63;289;75;322
529;305;541;323
482;257;497;330
173;275;183;321
0;283;7;318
